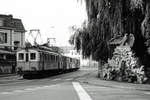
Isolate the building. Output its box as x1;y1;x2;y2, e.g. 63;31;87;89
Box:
60;46;81;59
0;14;25;49
0;14;25;74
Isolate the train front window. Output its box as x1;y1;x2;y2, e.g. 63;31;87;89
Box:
18;53;24;60
30;53;36;60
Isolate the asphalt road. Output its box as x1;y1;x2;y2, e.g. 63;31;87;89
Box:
0;67;150;100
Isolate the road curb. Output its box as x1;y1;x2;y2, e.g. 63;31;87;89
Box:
0;74;17;78
84;80;150;91
78;71;150;92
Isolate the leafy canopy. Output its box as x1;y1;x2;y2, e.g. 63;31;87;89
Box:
70;0;149;62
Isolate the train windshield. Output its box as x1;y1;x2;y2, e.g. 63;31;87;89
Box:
30;53;36;60
18;53;24;60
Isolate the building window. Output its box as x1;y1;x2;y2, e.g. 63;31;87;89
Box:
0;32;7;43
18;53;24;60
14;41;20;50
30;53;36;60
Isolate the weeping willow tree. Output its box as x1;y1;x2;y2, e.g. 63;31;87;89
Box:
69;0;150;79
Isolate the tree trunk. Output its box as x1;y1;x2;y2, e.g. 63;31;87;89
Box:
98;60;103;78
141;2;150;81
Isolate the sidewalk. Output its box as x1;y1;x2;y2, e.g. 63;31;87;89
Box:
0;73;17;77
78;70;150;91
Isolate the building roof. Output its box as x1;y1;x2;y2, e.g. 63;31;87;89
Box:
12;18;25;32
0;14;25;32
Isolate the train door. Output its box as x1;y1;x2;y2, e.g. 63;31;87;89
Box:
25;53;30;70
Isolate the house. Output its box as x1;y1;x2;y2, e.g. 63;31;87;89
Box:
0;14;25;49
0;14;25;74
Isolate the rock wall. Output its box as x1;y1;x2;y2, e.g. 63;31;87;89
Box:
101;46;147;84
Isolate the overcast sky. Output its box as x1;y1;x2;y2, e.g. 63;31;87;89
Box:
0;0;87;46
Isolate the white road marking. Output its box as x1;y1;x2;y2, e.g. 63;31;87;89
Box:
72;82;92;100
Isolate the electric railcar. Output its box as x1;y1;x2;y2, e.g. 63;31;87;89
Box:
16;47;80;78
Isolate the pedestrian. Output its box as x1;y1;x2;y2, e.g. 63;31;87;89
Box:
17;67;23;78
12;63;15;73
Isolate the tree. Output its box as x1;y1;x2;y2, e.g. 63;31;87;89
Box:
69;0;150;79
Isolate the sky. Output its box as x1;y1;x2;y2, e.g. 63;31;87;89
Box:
0;0;87;46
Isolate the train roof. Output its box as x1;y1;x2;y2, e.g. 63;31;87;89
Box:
62;55;80;60
17;46;61;56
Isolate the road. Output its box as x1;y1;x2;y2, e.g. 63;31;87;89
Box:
0;67;150;100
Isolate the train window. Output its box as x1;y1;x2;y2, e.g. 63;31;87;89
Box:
56;56;58;61
54;56;56;61
44;54;46;60
40;53;42;60
43;54;46;60
30;53;36;60
49;55;51;60
57;56;59;61
53;56;55;61
70;58;72;62
46;55;48;61
18;53;24;60
50;55;52;60
51;55;54;61
55;56;56;60
47;55;49;60
52;55;54;60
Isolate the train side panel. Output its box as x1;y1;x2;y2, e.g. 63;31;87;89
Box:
39;52;59;70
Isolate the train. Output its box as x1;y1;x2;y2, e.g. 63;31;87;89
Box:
16;46;80;78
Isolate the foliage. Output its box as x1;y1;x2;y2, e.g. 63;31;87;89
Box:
69;0;150;80
130;0;144;10
25;41;32;48
103;46;147;83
